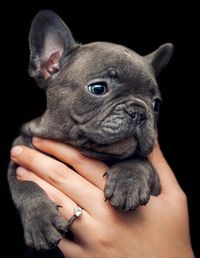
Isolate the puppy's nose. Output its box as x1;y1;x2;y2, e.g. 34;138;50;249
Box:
126;108;147;124
125;98;147;124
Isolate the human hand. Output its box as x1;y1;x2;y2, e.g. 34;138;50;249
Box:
11;137;195;258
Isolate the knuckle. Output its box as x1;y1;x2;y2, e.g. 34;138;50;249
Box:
96;233;111;247
172;188;188;204
18;171;35;182
176;189;187;203
72;152;89;165
49;163;69;183
92;226;112;247
25;149;38;164
51;194;63;207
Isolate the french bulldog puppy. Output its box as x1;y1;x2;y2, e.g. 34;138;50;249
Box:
8;10;173;250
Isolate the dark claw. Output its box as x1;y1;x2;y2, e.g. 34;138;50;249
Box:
58;224;68;234
27;242;34;248
50;238;61;248
104;192;113;202
103;171;108;178
56;204;63;210
38;243;47;251
140;198;149;206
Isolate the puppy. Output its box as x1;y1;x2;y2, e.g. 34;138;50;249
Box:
8;10;173;250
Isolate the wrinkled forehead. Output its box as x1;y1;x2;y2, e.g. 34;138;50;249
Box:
70;42;151;77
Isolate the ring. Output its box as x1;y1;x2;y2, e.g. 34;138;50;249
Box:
66;207;83;228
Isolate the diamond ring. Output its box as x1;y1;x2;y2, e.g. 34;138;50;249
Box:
66;207;83;228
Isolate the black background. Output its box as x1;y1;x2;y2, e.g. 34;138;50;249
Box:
1;1;199;258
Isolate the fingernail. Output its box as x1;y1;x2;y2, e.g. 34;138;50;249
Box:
11;146;23;157
32;137;41;144
16;167;27;177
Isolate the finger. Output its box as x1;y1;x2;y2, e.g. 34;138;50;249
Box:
16;166;93;239
32;137;108;190
11;146;104;214
59;238;84;258
148;139;181;195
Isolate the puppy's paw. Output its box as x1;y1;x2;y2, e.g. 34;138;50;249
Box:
104;160;160;211
22;199;67;250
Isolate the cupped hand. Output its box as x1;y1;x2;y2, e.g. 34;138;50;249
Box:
11;137;194;258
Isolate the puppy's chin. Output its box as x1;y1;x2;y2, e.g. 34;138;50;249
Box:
80;136;138;160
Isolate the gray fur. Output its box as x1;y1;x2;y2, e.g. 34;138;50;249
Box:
8;10;173;250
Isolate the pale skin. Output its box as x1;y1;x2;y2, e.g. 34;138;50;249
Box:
10;137;195;258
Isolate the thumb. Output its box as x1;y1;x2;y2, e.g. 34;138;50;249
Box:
148;137;181;196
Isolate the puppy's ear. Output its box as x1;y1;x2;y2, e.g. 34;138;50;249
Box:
28;10;78;87
144;43;174;76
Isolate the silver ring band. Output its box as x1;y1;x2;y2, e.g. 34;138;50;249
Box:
66;207;83;227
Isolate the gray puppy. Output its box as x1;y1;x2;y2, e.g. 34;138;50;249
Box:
8;10;173;250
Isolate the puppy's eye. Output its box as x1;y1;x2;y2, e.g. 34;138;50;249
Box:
88;82;107;95
152;98;162;112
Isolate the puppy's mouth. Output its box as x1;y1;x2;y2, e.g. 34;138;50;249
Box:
79;134;138;159
96;136;137;156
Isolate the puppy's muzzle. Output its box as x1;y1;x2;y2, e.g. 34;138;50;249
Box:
125;97;147;125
